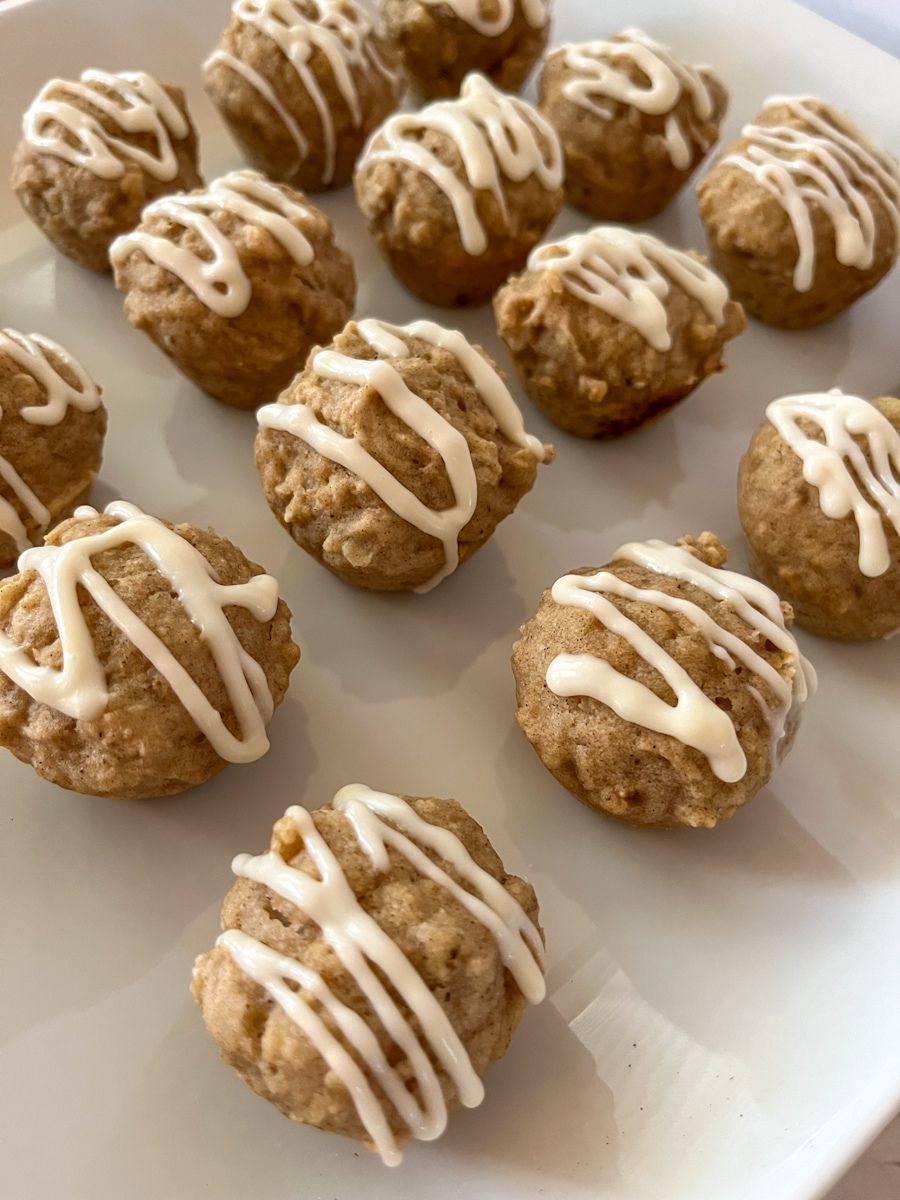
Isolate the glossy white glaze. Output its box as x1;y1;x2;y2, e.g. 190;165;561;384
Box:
110;169;315;318
219;783;544;1165
257;317;546;591
361;72;562;255
767;390;900;576
528;226;728;352
23;69;188;180
558;29;717;169
0;501;280;762
419;0;548;37
723;95;900;291
547;539;815;781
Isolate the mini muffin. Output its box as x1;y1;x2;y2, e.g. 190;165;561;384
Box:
354;72;563;306
494;226;745;438
191;782;545;1162
697;96;900;328
255;316;552;591
0;501;299;799
110;169;355;409
512;533;815;829
739;390;900;640
539;29;727;221
204;0;404;192
378;0;551;100
0;329;106;566
11;69;201;271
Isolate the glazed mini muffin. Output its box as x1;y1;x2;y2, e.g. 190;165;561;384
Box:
110;169;355;409
739;390;900;640
0;501;299;799
255;317;552;591
697;96;900;328
512;533;815;829
494;226;745;438
354;72;563;306
192;782;545;1163
539;29;727;221
11;69;201;271
378;0;551;100
204;0;404;192
0;329;106;566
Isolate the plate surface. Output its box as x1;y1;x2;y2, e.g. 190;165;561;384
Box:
1;1;899;1198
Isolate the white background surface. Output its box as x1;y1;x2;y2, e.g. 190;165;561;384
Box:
0;2;898;1199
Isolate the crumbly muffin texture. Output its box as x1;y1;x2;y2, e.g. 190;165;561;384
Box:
512;533;806;829
112;177;356;408
379;0;550;100
0;344;107;566
191;794;541;1154
255;320;551;590
494;236;746;439
739;395;900;640
204;1;403;191
539;35;727;222
11;77;202;271
697;97;900;328
0;513;299;799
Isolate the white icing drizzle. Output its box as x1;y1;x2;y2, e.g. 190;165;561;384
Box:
361;72;563;255
767;390;900;577
546;540;815;782
0;501;280;763
0;330;101;551
109;169;315;319
212;0;397;186
723;95;900;291
218;783;545;1166
22;69;188;181
558;29;717;170
257;318;546;592
527;227;728;353
419;0;548;38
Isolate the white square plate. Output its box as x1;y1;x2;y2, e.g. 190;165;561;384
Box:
1;1;898;1198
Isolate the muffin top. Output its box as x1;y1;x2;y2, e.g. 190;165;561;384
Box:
543;28;726;169
411;0;549;36
358;72;563;254
702;96;900;291
19;68;193;182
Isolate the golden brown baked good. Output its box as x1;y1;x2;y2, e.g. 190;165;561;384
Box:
191;783;545;1162
254;317;552;591
494;226;745;438
354;72;563;306
512;534;815;829
11;69;201;271
378;0;551;100
697;96;900;328
110;169;355;409
204;0;404;193
539;29;727;221
0;502;299;799
739;390;900;640
0;329;106;567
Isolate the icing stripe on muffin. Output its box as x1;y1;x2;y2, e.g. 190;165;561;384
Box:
0;501;280;762
216;784;545;1166
209;0;398;185
546;540;815;781
419;0;548;37
22;69;189;181
767;390;900;577
110;170;316;318
257;317;546;592
723;96;900;291
360;72;563;255
0;330;101;550
527;227;729;352
557;29;718;170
